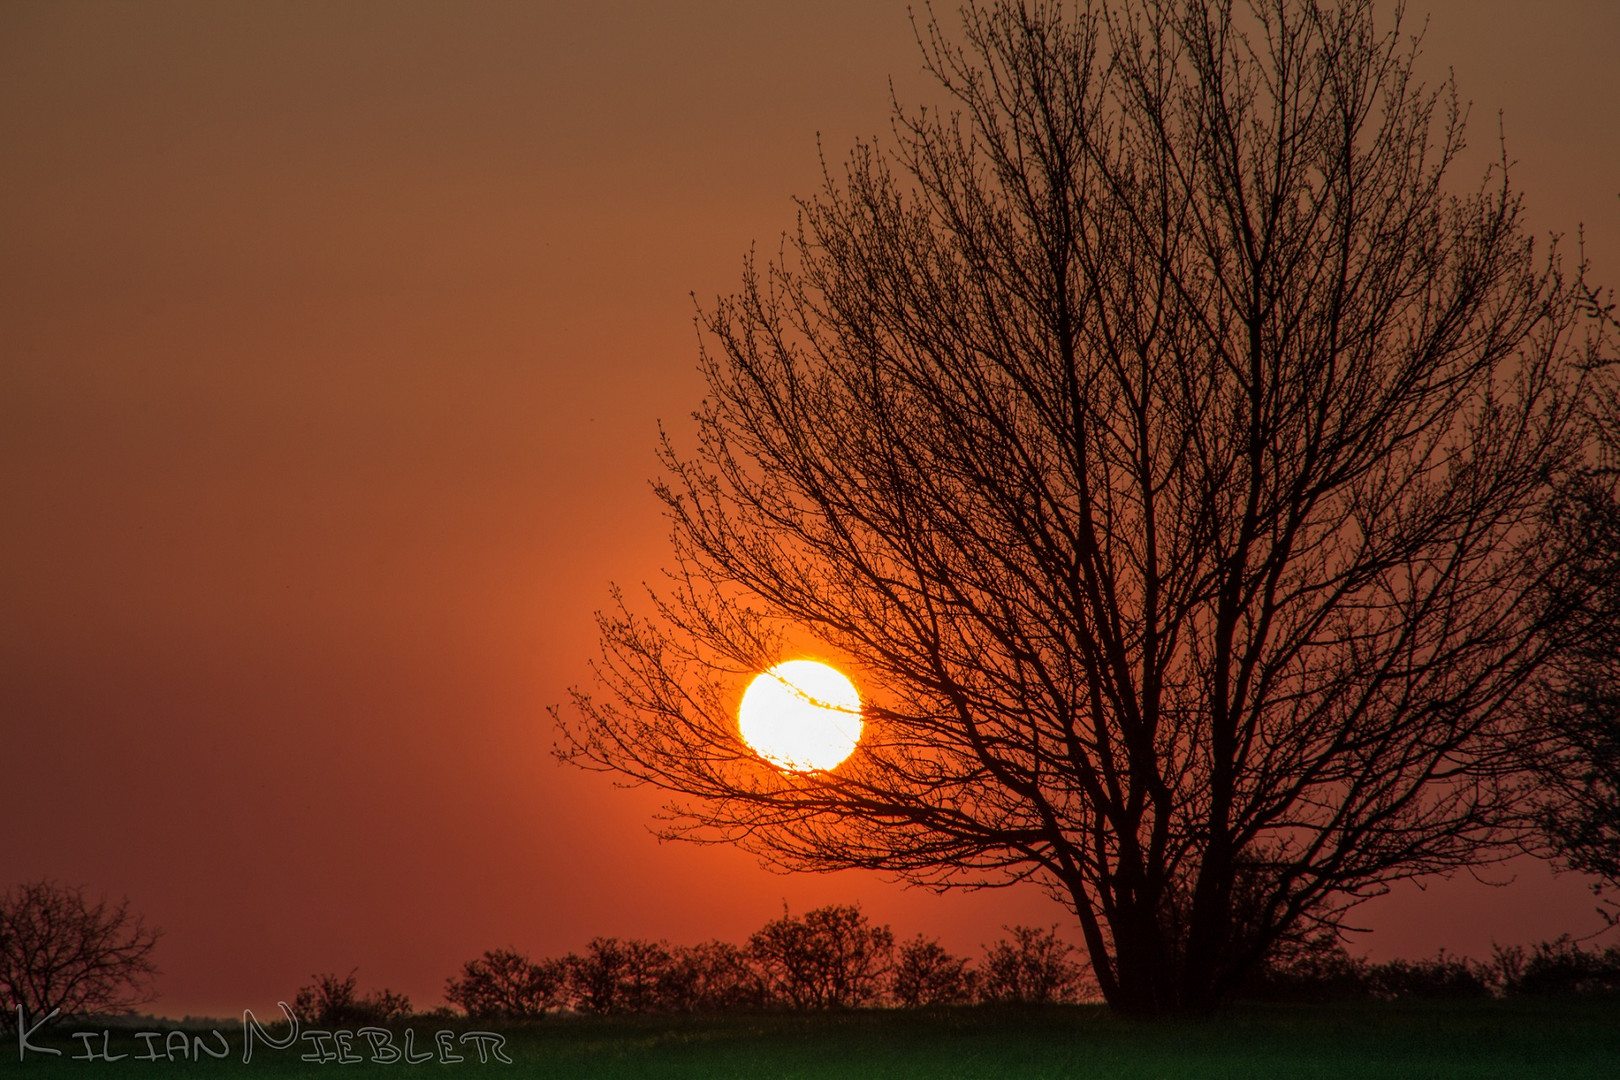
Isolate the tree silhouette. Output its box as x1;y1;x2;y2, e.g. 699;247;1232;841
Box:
445;949;569;1020
0;881;160;1030
892;935;977;1006
292;969;412;1027
979;925;1089;1004
1534;330;1620;918
566;938;672;1015
657;941;767;1012
560;0;1605;1014
747;904;894;1008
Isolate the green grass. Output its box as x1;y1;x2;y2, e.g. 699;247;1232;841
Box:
14;998;1619;1079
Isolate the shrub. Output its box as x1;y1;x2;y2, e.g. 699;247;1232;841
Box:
892;935;976;1007
445;949;568;1019
1240;932;1372;1002
293;970;411;1026
566;938;671;1014
1504;936;1620;996
657;941;766;1012
1367;952;1491;1000
979;926;1088;1004
1243;935;1620;1002
748;904;894;1008
1244;935;1492;1002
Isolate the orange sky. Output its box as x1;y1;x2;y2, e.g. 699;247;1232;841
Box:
3;1;1618;1017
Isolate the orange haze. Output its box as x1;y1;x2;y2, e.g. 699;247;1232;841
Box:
3;1;1617;1016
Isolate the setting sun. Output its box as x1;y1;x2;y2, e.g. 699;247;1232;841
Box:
738;661;863;772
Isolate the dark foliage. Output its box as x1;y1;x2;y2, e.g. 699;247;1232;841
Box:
892;935;978;1007
1237;931;1369;1003
444;948;569;1020
1366;954;1492;1001
748;904;895;1009
657;941;769;1012
0;881;161;1030
1243;933;1620;1001
442;912;1620;1015
560;0;1605;1016
979;926;1090;1004
1535;350;1620;915
292;969;412;1027
1501;936;1620;996
566;938;672;1015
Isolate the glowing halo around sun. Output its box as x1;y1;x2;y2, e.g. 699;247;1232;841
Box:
737;660;863;772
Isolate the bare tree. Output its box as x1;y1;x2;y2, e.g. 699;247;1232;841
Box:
559;0;1603;1014
0;881;160;1029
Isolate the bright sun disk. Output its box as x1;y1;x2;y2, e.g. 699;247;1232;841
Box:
738;660;863;772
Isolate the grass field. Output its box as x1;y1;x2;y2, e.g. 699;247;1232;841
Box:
16;998;1619;1079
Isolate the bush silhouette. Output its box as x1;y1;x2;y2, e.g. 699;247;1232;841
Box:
892;935;976;1007
1367;953;1491;1000
445;949;568;1020
445;916;1620;1016
293;969;411;1026
657;941;767;1012
979;927;1088;1004
1239;932;1372;1003
748;904;893;1008
566;938;672;1014
1505;937;1620;996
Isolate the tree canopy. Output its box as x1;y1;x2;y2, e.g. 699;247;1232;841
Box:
560;0;1606;1014
1534;314;1620;917
0;881;161;1028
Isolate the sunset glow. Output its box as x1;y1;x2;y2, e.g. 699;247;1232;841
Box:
738;661;863;772
4;0;1614;1020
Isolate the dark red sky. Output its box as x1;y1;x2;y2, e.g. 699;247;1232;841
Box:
3;1;1618;1018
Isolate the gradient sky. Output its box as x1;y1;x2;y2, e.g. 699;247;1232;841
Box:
4;1;1618;1018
